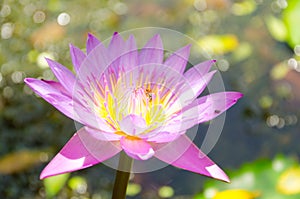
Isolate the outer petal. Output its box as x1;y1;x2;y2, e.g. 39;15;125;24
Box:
119;35;138;70
24;78;78;120
163;92;243;133
164;45;191;74
40;128;121;179
178;70;217;105
120;137;154;160
108;32;124;67
154;135;229;182
138;34;164;65
86;33;101;54
70;44;86;74
77;37;109;89
24;78;114;132
144;131;182;143
46;58;76;91
84;126;122;141
184;60;216;78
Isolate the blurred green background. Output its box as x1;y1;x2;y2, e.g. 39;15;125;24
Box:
1;0;300;198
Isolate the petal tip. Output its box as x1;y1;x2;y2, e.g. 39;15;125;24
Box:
205;164;230;182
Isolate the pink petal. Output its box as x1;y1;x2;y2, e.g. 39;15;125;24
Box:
184;60;216;79
163;92;243;133
40;128;121;179
164;45;191;74
24;78;78;120
46;58;76;91
138;34;164;65
145;131;182;143
120;137;154;160
85;126;122;141
24;78;114;132
69;44;86;74
77;40;109;89
108;32;124;67
178;70;217;105
154;135;229;182
86;33;101;54
119;114;147;136
119;35;138;70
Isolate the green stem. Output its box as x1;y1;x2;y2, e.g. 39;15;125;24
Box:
112;152;133;199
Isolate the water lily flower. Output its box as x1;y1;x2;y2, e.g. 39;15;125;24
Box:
24;32;242;182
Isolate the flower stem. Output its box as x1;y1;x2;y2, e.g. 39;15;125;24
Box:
112;152;133;199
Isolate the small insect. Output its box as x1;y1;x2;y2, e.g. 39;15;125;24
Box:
214;110;221;114
145;88;152;102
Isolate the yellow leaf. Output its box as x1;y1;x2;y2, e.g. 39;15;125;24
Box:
0;150;46;174
198;35;239;55
213;189;259;199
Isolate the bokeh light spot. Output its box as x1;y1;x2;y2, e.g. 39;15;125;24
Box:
1;23;14;39
37;52;55;69
113;2;128;15
126;183;141;196
218;59;230;72
33;11;46;23
267;114;279;127
3;86;14;98
57;12;71;26
158;186;174;198
0;4;11;17
194;0;207;11
11;71;24;84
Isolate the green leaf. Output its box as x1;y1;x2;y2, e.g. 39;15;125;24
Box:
68;176;87;193
283;0;300;47
197;155;300;199
44;173;70;198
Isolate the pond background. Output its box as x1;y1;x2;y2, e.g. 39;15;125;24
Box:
1;0;300;198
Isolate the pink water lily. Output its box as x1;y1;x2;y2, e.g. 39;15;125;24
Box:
25;32;242;182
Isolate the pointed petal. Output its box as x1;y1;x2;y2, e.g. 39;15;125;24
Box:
70;44;86;74
46;58;76;91
154;135;229;182
163;92;243;133
24;78;77;120
184;60;216;78
120;137;154;160
40;128;121;179
24;78;113;132
179;70;217;105
77;39;109;89
106;32;126;74
86;33;101;54
119;35;138;70
164;45;191;74
139;34;164;65
108;32;124;59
